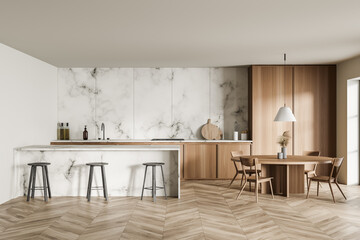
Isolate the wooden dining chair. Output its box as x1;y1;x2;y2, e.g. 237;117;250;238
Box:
229;151;261;190
306;157;346;203
237;157;274;203
304;151;321;191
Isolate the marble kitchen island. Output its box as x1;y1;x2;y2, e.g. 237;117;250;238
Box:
13;145;180;199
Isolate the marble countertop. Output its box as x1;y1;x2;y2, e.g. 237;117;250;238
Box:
52;139;253;143
15;145;181;151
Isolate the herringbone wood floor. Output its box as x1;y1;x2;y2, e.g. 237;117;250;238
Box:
0;180;360;239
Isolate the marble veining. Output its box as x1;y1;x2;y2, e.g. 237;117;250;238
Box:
58;67;248;140
14;146;180;198
58;68;97;139
134;68;173;139
95;68;133;139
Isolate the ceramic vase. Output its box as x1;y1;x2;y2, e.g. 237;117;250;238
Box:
281;147;287;159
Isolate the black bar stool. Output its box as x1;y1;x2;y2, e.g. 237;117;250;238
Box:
141;162;167;203
86;162;108;201
26;162;51;202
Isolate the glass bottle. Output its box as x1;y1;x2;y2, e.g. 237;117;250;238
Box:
83;125;88;140
60;123;65;140
57;123;61;140
65;123;70;140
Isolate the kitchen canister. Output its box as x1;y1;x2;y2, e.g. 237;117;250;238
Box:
241;132;247;140
233;131;239;140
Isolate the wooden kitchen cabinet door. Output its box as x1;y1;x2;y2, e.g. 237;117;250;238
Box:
217;143;251;179
184;144;216;179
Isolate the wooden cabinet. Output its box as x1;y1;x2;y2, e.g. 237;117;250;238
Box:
250;66;293;155
183;142;252;179
184;144;217;179
217;143;251;179
249;65;336;173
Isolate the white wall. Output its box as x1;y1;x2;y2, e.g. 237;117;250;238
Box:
337;55;360;184
0;43;57;204
347;79;359;185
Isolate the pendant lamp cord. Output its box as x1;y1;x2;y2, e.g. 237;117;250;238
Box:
284;53;286;107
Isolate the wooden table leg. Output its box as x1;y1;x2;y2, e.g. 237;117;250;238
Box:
261;164;304;198
281;165;306;197
288;165;305;194
285;165;289;197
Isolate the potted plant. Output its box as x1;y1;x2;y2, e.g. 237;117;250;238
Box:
277;131;291;158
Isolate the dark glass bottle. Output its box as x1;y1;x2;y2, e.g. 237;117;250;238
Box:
83;126;88;140
59;123;65;140
57;123;61;140
64;123;70;140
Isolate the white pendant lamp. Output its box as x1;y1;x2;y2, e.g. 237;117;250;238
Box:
274;54;296;122
274;104;296;122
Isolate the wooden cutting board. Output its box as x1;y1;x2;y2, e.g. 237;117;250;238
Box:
201;119;223;140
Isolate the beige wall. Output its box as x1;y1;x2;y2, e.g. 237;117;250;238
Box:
337;55;360;184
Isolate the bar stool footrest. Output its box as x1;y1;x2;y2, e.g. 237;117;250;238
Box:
30;187;49;190
90;186;105;190
144;186;165;190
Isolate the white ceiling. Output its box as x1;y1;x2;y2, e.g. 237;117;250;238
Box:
1;0;360;67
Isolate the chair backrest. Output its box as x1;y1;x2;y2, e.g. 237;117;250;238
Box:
330;157;344;180
303;151;320;156
231;151;243;158
240;157;259;180
231;151;243;163
240;157;257;167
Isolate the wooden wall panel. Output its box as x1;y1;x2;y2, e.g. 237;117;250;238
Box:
293;66;336;175
217;143;251;179
184;144;216;179
293;66;336;157
251;66;294;155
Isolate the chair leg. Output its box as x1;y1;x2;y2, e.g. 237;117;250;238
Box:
249;174;252;192
306;179;312;199
317;181;320;196
141;166;148;200
45;166;51;198
87;166;94;202
31;166;37;198
335;182;347;200
255;182;258;203
101;166;108;201
228;172;238;188
329;182;335;203
42;166;48;202
160;165;167;199
27;166;34;201
269;180;274;199
315;173;323;188
306;173;309;191
237;182;247;200
240;174;244;188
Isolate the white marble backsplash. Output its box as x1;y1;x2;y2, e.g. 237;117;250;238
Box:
58;67;248;140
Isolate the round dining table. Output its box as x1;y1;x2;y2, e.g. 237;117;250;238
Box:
231;155;334;197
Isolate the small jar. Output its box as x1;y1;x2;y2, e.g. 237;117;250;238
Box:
233;131;239;141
